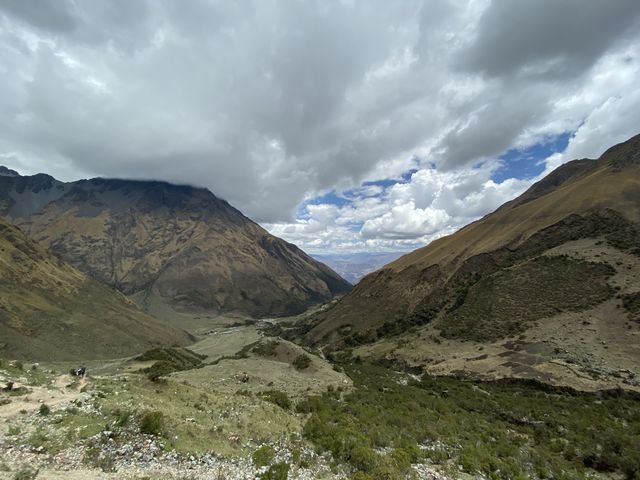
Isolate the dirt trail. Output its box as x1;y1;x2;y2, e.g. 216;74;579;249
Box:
0;375;88;427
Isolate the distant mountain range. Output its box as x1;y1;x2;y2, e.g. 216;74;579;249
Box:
311;252;405;283
0;217;192;360
305;133;640;389
0;170;350;319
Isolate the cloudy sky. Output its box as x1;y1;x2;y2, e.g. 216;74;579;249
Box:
1;0;639;254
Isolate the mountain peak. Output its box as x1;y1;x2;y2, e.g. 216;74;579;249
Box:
0;166;20;177
0;170;350;318
601;132;640;170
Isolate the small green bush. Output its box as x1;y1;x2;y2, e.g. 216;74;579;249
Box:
260;390;291;410
252;445;276;467
292;354;312;370
144;361;175;382
253;340;280;357
83;446;116;473
139;411;164;436
12;467;39;480
260;462;290;480
38;404;50;416
113;409;131;427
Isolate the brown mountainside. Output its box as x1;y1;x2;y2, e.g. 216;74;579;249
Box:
304;133;640;389
0;174;350;319
0;218;192;361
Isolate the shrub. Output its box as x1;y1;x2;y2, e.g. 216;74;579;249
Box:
253;340;280;357
83;446;117;473
260;390;291;410
252;445;276;467
38;404;50;416
349;446;378;472
260;462;290;480
139;411;164;436
12;467;39;480
292;354;312;370
113;409;131;427
138;347;205;381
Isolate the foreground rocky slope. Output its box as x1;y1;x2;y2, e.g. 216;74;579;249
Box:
0;170;350;319
0;218;192;361
305;133;640;389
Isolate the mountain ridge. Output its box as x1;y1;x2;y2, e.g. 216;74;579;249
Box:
302;133;640;390
0;171;351;319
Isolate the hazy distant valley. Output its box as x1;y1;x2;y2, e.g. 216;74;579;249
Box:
311;252;405;283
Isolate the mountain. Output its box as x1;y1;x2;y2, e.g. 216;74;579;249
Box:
0;218;192;361
0;172;350;319
305;133;640;389
311;252;405;283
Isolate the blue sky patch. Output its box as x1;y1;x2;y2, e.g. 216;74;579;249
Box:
492;132;571;183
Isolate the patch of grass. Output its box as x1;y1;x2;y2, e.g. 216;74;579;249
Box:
302;363;640;479
252;340;280;357
137;347;205;381
139;411;164;436
292;354;311;370
12;467;39;480
260;462;290;480
440;255;615;341
260;390;291;410
209;341;260;365
252;445;276;467
83;446;117;473
622;292;640;322
26;428;49;450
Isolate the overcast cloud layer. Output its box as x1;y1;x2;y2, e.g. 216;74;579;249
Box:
1;0;639;253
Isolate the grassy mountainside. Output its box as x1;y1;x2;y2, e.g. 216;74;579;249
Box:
0;175;350;319
0;218;192;361
303;133;640;389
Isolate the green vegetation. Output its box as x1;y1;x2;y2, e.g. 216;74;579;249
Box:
292;354;311;370
622;292;640;322
38;403;50;416
301;363;640;479
260;390;292;410
260;462;290;480
12;467;39;480
140;411;165;436
440;255;614;341
253;340;280;357
83;446;117;473
137;347;205;381
252;445;276;466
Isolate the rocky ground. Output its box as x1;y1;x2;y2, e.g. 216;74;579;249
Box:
0;353;451;480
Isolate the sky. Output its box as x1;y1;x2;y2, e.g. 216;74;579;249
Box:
1;0;639;254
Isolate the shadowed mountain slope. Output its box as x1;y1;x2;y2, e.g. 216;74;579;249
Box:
0;172;350;319
0;218;192;361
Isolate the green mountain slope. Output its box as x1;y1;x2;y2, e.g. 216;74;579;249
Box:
0;218;192;361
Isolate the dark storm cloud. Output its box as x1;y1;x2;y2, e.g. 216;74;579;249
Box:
459;0;640;79
0;0;638;232
0;0;77;33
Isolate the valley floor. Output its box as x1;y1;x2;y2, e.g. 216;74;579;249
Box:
1;315;639;480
